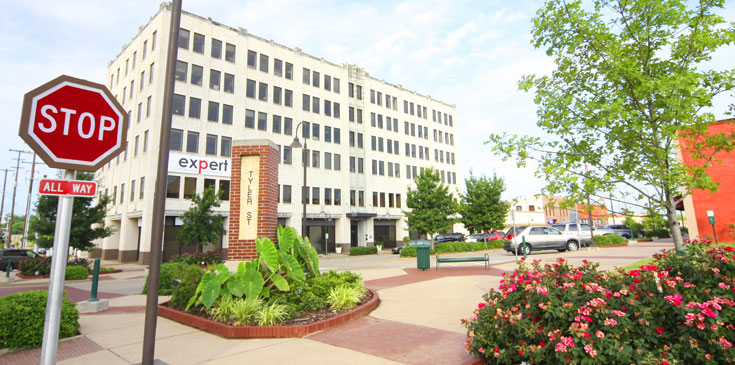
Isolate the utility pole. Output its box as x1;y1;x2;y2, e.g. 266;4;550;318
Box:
0;169;8;241
8;149;32;246
22;153;43;248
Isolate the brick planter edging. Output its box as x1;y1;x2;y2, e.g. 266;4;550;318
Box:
596;244;629;248
158;289;380;338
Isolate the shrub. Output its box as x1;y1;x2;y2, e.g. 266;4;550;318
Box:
349;246;378;256
486;240;504;249
327;285;364;310
67;257;91;268
463;242;735;363
403;236;411;243
593;235;626;246
644;228;671;238
143;262;190;295
473;242;486;251
98;266;117;273
0;290;79;350
169;264;205;310
169;251;224;265
400;245;435;257
65;265;89;280
255;302;289;326
434;242;454;253
19;257;52;276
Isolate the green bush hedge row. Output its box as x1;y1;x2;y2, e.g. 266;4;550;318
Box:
169;264;205;310
644;228;671;238
143;262;191;295
400;240;503;257
593;234;627;246
349;246;378;256
0;290;79;350
65;265;90;280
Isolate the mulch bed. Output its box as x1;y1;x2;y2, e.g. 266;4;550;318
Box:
158;289;380;338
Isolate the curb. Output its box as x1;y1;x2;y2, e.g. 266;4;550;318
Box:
158;289;380;338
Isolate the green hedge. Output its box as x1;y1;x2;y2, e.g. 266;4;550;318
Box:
143;262;190;295
487;240;504;249
401;241;502;257
0;290;79;350
400;245;436;257
593;234;627;246
169;264;205;310
65;265;89;280
349;246;378;256
644;228;671;238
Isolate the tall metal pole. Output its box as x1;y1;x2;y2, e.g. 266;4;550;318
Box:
40;169;74;364
7;150;24;246
0;169;8;241
142;1;181;363
302;139;308;239
22;152;38;248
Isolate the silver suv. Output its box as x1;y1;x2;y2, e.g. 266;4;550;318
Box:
503;226;582;254
552;222;595;247
597;224;633;239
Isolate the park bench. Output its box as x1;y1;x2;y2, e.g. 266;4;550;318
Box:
436;253;490;270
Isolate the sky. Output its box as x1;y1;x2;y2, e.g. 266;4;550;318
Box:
0;0;733;218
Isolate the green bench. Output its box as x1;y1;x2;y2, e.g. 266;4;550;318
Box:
436;253;490;270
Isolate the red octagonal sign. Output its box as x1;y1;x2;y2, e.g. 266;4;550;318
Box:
19;75;128;171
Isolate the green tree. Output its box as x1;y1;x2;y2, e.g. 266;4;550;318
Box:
28;172;113;251
9;215;25;234
459;173;510;234
404;168;457;248
177;186;226;253
623;217;643;237
488;0;735;252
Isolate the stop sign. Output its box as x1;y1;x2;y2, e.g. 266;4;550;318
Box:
19;75;128;171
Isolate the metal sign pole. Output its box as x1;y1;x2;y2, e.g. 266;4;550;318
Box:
40;169;75;364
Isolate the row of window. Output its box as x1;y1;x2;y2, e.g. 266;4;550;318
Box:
179;29;236;63
302;68;341;94
369;89;398;111
348;83;363;100
169;129;233;157
246;50;294;79
370;191;402;209
109;176;145;205
302;94;341;118
279;147;342;171
175;61;237;93
113;30;157;88
172;94;236;124
370;160;401;178
246;80;294;106
118;62;155;106
278;185;343;206
166;175;231;201
403;165;457;185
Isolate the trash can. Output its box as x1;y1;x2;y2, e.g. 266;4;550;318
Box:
417;244;431;270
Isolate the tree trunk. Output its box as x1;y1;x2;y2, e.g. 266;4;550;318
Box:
665;200;685;252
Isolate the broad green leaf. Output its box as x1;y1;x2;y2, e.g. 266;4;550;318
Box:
256;237;279;272
202;278;221;309
243;266;264;300
226;276;246;298
237;261;245;275
281;253;305;281
277;225;295;253
270;273;289;291
260;287;270;298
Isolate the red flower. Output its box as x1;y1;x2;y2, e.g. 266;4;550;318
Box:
656;326;664;335
518;349;524;355
539;341;546;348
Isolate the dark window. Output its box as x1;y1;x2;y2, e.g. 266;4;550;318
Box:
273;86;282;105
246;79;256;98
186;131;199;153
259;54;269;72
184;177;196;198
191;65;203;85
208;101;219;122
285;89;293;107
257;112;267;131
170;129;183;151
206;134;217;155
193;33;205;53
175;60;187;81
178;29;189;49
303;68;310;84
188;97;201;119
274;59;283;76
210;69;221;90
259;82;268;101
219;180;230;200
225;43;236;62
224;73;234;93
221;136;232;157
173;94;185;115
247;50;257;68
245;109;255;128
312;186;319;205
222;104;233;125
285;62;293;79
211;38;222;58
283;185;291;203
284;117;293;135
273;115;282;133
166;175;180;198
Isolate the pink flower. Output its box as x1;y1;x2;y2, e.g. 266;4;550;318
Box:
604;318;618;326
702;308;717;318
584;344;597;358
720;337;733;348
560;336;575;347
478;347;485;354
555;343;568;353
478;302;487;309
664;294;683;306
595;330;605;338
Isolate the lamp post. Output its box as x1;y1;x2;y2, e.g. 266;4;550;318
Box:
707;210;718;243
289;122;308;241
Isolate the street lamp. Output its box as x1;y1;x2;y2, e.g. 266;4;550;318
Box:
289;122;308;241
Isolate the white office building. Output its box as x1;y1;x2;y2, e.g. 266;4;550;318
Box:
94;3;460;263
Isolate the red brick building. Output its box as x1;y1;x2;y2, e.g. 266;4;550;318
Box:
678;119;735;241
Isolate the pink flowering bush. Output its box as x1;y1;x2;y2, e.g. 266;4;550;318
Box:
462;242;735;363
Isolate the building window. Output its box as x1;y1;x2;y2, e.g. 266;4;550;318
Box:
350;190;355;206
166;175;181;198
334;189;341;205
210;69;221;90
188;97;201;119
285;62;293;79
219;180;230;200
325;152;332;169
222;104;233;125
208;101;219;122
225;43;236;62
178;29;189;49
284;117;293;135
140;176;145;199
312;187;319;205
211;38;222;58
259;54;269;72
274;58;283;76
146;96;152;117
257;112;267;131
312;150;320;168
245;109;255;128
333;78;340;94
170;129;183;151
134;135;139;156
224;73;234;93
325;188;332;205
273;86;282;105
283;146;292;164
359;190;364;206
184;177;196;199
247;50;256;68
204;178;216;192
221;136;232;157
334;154;341;170
259;82;268;101
246;79;256;98
120;183;125;202
282;185;291;203
172;94;185;115
186;131;199;153
193;33;205;53
285;89;293;107
144;130;149;152
206;134;217;155
303;68;310;84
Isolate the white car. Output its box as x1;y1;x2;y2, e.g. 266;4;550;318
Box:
503;226;582;254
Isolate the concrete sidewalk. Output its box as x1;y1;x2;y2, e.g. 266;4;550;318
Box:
0;242;674;364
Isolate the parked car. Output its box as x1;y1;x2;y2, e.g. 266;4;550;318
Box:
596;224;633;239
503;226;582;254
466;232;506;242
0;249;43;271
552;222;595;247
433;232;465;244
392;239;431;254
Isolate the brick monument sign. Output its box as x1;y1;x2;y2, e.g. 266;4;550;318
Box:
228;140;279;260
